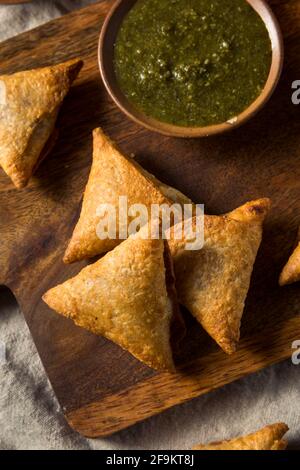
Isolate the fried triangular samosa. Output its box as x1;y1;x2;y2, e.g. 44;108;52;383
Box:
167;198;270;354
63;127;191;264
279;227;300;286
0;58;83;188
193;423;289;450
43;225;180;372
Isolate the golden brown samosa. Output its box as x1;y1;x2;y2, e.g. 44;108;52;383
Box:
167;198;270;354
63;127;191;264
0;58;83;188
279;227;300;286
43;225;180;372
193;423;288;450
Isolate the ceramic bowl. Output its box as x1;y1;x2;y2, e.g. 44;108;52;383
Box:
99;0;284;138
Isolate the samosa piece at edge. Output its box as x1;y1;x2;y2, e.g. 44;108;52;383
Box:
167;198;271;354
63;127;192;264
279;227;300;286
193;422;289;450
43;226;181;372
0;58;83;188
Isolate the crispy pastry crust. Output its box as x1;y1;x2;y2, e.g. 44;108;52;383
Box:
193;423;289;450
279;227;300;286
63;127;190;264
43;225;178;372
167;199;270;354
0;58;83;188
228;198;271;224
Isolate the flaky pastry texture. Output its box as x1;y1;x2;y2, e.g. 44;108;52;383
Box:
193;422;288;450
43;226;177;372
167;198;271;354
63;127;190;263
0;58;83;188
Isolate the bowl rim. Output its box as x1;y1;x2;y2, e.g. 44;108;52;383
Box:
99;0;284;138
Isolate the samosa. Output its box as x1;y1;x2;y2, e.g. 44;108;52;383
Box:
167;198;271;354
279;226;300;286
0;58;83;188
193;423;288;450
43;224;181;372
63;127;191;264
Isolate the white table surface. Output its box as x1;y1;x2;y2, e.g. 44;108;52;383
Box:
0;0;299;451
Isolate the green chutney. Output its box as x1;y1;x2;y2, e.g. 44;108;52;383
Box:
114;0;272;127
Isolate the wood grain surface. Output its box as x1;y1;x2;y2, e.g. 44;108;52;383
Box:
1;0;300;438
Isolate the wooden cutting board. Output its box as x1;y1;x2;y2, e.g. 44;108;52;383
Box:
1;0;300;438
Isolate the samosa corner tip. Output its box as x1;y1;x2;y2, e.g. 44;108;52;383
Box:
229;197;271;224
60;57;84;83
